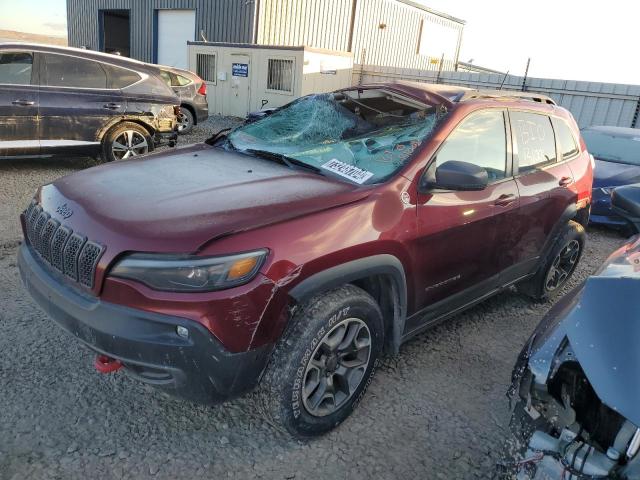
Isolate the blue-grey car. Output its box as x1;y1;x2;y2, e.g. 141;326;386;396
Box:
584;126;640;233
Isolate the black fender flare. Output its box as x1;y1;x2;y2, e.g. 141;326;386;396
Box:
536;203;579;271
288;254;408;354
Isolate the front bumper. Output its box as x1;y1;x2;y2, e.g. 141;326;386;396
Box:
590;188;629;227
18;243;271;404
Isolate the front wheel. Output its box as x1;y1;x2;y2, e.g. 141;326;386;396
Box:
258;284;384;438
518;220;585;300
101;122;152;162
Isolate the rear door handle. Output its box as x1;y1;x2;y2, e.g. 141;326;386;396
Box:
12;99;35;106
559;176;574;187
494;194;517;207
103;103;122;110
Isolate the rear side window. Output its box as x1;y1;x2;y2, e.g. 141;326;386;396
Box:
511;111;557;173
0;52;33;85
553;118;579;159
104;64;141;89
43;54;107;89
174;74;191;86
160;70;172;86
435;109;507;182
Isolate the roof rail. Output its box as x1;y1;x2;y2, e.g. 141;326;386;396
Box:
457;90;556;105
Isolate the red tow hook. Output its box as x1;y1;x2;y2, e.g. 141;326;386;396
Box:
94;354;123;374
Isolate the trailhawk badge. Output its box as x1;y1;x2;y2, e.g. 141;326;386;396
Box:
56;203;73;219
321;159;374;184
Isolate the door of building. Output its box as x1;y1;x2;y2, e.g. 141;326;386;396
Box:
224;53;250;117
157;9;195;69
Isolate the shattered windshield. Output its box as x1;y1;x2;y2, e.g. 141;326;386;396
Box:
224;90;441;184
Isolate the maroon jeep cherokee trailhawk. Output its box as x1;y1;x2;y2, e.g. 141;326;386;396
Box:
19;82;593;437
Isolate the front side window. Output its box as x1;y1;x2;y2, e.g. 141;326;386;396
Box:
511;111;557;173
224;90;442;184
43;54;107;89
0;52;33;85
433;109;507;182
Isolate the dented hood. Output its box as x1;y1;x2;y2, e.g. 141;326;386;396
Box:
38;144;371;254
529;236;640;427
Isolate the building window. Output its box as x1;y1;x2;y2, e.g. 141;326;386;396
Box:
267;58;294;94
196;53;216;84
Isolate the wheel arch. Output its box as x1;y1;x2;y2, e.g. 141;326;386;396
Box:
98;118;156;143
288;254;408;354
180;103;197;125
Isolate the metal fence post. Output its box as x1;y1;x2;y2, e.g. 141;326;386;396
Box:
521;58;530;92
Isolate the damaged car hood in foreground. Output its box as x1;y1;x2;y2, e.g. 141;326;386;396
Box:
510;235;640;479
528;237;640;426
36;144;372;253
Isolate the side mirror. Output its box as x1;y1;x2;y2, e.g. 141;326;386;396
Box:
422;160;489;191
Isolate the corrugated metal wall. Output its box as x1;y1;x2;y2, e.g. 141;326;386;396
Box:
66;0;255;62
351;0;463;71
256;0;354;51
355;66;640;129
255;0;463;71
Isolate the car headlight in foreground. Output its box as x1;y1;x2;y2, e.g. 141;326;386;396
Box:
110;250;267;292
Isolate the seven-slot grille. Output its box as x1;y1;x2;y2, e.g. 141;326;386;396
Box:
23;200;105;288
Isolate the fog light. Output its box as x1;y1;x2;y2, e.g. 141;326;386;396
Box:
176;326;189;338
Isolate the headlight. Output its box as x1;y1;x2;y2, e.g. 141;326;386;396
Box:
110;250;267;292
600;187;614;195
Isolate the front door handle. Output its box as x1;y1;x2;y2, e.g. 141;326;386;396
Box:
103;103;122;110
559;176;573;187
494;193;516;207
12;99;35;106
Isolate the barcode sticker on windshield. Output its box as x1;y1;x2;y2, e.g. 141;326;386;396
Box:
321;159;374;184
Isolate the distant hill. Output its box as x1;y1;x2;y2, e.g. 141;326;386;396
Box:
0;29;67;46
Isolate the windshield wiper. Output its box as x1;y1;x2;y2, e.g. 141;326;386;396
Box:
245;149;324;175
205;128;233;146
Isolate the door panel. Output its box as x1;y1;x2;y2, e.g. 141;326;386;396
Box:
409;109;517;331
415;179;519;308
0;51;39;157
38;53;124;155
509;110;576;269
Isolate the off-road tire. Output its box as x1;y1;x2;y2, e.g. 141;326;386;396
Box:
258;284;384;438
518;220;585;300
101;122;153;162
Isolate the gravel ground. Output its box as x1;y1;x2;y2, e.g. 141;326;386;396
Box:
0;117;626;479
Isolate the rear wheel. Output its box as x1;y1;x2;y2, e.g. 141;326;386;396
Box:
518;220;585;300
258;284;384;438
177;108;194;135
101;122;152;162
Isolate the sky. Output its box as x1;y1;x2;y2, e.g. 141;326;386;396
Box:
0;0;67;37
418;0;640;84
0;0;638;84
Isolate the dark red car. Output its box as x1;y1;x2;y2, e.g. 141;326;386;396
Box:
18;82;593;437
